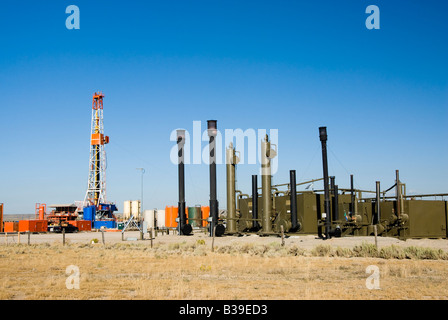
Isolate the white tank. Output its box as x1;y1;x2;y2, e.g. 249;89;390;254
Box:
131;200;141;218
144;210;156;229
156;209;165;228
123;200;131;220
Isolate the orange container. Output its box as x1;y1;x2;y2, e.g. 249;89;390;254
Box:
19;220;48;233
164;206;172;228
4;221;19;232
201;206;210;227
165;206;179;228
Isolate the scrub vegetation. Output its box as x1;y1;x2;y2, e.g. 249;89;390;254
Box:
0;241;447;300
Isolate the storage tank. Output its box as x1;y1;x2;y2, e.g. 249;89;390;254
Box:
144;210;156;229
156;209;165;229
201;206;210;227
123;200;131;220
165;206;178;228
165;206;172;227
188;206;202;228
131;200;141;219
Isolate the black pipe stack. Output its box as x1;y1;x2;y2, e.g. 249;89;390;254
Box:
208;120;222;237
289;170;299;232
177;130;192;235
333;185;339;221
350;174;355;218
330;176;339;222
251;175;259;231
375;181;381;225
319;127;331;239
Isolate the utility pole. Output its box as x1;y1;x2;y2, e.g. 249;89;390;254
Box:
137;168;145;223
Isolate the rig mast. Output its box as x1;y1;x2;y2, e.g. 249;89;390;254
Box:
84;92;109;207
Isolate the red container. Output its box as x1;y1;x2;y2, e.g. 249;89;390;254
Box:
68;220;91;231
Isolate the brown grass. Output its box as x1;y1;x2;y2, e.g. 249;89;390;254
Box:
0;242;447;300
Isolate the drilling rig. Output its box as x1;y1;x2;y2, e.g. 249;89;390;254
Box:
83;92;117;229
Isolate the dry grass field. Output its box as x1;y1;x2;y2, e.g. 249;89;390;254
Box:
0;232;447;300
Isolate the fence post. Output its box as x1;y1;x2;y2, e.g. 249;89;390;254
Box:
150;228;153;248
281;225;285;247
211;226;216;252
374;225;378;249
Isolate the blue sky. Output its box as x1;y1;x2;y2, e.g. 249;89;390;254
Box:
0;0;447;214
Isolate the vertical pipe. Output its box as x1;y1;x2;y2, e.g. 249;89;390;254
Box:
375;181;381;225
177;130;190;235
252;175;259;230
290;170;298;232
319;127;331;239
330;176;335;221
208;120;219;237
396;170;401;219
261;135;273;234
226;142;237;234
350;174;355;217
334;185;339;221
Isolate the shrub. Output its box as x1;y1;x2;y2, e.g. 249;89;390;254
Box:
311;244;334;257
352;242;378;258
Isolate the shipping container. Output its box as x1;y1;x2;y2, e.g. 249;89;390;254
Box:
18;220;48;233
4;221;19;232
68;220;91;231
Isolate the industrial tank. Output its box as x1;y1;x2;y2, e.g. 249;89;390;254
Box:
123;201;131;220
201;206;210;227
188;206;202;228
165;206;178;228
156;209;165;229
144;210;156;229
